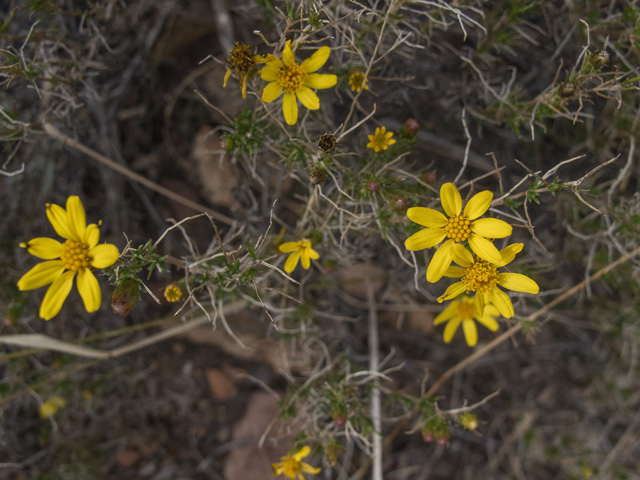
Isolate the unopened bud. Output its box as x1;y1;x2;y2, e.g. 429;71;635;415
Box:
460;412;479;431
111;278;141;316
400;118;420;139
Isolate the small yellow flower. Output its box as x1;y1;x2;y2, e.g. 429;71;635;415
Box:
434;296;500;346
279;240;319;274
349;71;368;92
272;446;321;480
164;284;182;302
38;396;67;418
259;40;337;125
367;126;396;152
404;183;512;283
223;41;257;99
17;196;120;320
437;243;540;318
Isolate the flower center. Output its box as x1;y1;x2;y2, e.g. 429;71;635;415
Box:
456;301;476;320
60;240;90;272
350;72;366;89
279;63;307;92
463;260;498;294
283;458;301;476
372;133;387;149
227;41;255;74
445;215;471;242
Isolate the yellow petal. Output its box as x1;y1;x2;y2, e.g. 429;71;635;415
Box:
495;243;524;267
437;281;467;302
301;46;330;73
444;266;466;278
306;73;337;89
407;207;448;228
497;273;539;294
17;260;65;291
279;242;300;253
476;311;499;331
404;228;446;251
46;202;73;240
443;316;462;343
489;288;514;318
468;234;502;264
462;318;478;347
450;243;474;268
426;239;454;283
24;237;63;259
262;81;283;103
293;446;311;461
284;251;300;273
77;268;101;313
260;61;282;81
89;244;119;269
223;68;232;88
433;301;459;325
282;91;298;125
241;76;248;99
301;463;322;474
440;183;462;218
464;190;492;220
307;247;320;260
282;40;295;66
474;292;486;317
300;250;311;269
471;218;512;238
66;196;87;241
84;223;100;248
39;270;75;320
296;86;320;110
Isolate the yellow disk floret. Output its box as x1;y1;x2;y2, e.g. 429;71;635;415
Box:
462;260;498;294
444;215;471;242
60;240;90;271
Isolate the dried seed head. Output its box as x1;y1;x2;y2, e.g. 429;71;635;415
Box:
307;165;329;185
588;50;609;69
558;82;576;98
227;41;255;75
318;133;336;152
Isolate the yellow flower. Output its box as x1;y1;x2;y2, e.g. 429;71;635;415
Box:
38;396;67;418
279;240;319;274
17;196;120;320
259;40;337;125
272;446;321;480
404;183;512;283
437;243;539;318
164;284;182;302
349;71;368;92
223;41;257;99
367;126;396;152
434;296;500;346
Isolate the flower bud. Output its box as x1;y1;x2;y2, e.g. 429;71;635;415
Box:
459;412;479;431
400;118;420;139
111;278;141;316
